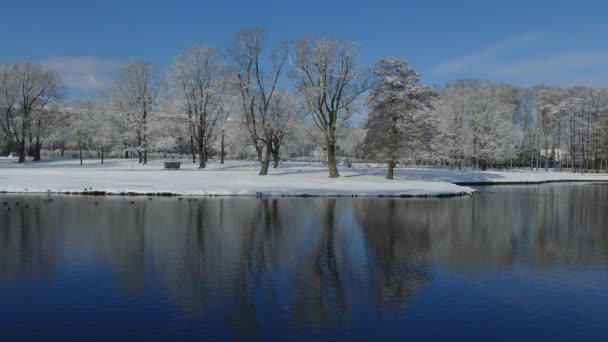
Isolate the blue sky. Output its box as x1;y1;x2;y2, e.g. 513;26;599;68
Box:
3;0;607;98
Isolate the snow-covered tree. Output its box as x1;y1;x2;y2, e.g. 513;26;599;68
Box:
0;63;62;162
0;64;19;154
362;58;437;179
89;101;120;163
292;37;368;178
112;61;161;165
534;86;565;171
433;80;518;170
167;45;229;168
61;101;95;165
228;27;290;175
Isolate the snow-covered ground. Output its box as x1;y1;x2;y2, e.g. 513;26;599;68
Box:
0;158;606;197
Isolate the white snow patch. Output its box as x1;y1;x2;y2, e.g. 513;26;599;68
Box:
1;159;606;197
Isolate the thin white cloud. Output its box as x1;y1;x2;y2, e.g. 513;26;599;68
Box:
42;56;122;95
433;33;543;74
431;32;608;86
493;51;608;78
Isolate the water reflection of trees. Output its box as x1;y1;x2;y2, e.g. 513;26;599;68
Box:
353;200;432;311
353;185;608;273
0;202;57;283
1;184;608;329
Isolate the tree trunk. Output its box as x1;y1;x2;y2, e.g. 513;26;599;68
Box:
190;134;196;164
143;149;148;165
198;140;206;169
581;142;586;174
101;148;104;164
255;146;263;164
259;142;272;176
33;142;42;161
544;140;549;172
18;139;26;163
326;142;340;178
571;143;576;173
220;133;225;164
386;159;395;180
272;149;280;168
79;141;83;166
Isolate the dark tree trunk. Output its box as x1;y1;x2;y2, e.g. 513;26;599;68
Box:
79;142;83;165
198;140;206;169
220;133;225;164
271;137;281;168
33;142;42;161
18;139;26;163
142;131;148;165
326;142;339;178
191;134;196;164
272;149;279;168
101;149;104;164
386;159;395;180
544;142;549;172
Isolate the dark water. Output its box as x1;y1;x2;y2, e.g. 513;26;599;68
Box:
1;184;608;341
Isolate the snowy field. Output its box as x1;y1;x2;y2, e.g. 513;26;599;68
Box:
0;158;607;197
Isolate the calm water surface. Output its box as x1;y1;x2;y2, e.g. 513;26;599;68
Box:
1;184;608;341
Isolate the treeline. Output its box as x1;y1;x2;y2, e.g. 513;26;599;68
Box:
1;27;608;178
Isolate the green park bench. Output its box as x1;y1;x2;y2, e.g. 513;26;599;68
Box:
164;162;181;170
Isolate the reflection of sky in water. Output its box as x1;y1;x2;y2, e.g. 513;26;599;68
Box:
0;184;607;340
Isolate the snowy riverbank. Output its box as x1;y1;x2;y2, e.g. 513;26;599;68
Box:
1;159;607;198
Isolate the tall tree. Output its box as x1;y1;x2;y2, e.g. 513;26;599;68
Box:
169;46;228;169
112;61;160;165
10;63;62;163
228;27;289;175
535;86;562;171
0;64;19;153
362;58;437;179
292;37;368;178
